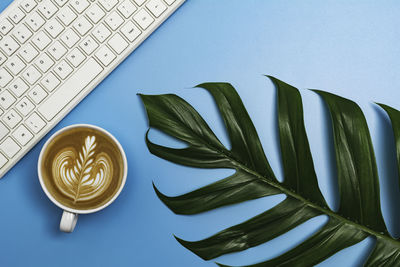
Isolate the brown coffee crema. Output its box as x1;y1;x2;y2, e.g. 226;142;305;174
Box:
40;127;124;210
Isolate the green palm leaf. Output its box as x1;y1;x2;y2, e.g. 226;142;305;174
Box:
139;76;400;266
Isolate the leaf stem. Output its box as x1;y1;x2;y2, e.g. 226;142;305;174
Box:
229;156;400;246
187;127;400;246
159;118;400;245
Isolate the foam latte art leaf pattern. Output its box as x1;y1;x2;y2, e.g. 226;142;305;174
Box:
52;135;113;203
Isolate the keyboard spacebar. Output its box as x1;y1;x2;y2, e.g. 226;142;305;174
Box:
38;59;103;121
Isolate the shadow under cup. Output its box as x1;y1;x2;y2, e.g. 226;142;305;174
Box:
39;125;126;213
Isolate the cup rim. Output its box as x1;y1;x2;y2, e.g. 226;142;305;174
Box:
37;124;128;214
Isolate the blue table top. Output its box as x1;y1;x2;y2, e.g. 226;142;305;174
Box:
1;0;399;266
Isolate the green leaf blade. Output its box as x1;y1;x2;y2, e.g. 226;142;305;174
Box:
146;131;232;169
315;90;387;234
269;76;327;208
196;83;276;181
139;93;227;157
230;219;368;267
139;78;400;267
153;170;280;215
174;197;320;260
365;237;400;266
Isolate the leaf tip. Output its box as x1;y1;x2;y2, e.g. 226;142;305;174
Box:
194;82;208;89
375;102;387;109
137;93;146;99
309;88;323;93
137;93;151;107
174;235;213;261
264;75;280;85
144;129;154;148
174;234;189;247
152;181;163;198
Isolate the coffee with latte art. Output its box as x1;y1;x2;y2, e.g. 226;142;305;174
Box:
40;127;124;210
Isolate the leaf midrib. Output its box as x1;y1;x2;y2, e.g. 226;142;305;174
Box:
74;146;92;203
189;129;400;247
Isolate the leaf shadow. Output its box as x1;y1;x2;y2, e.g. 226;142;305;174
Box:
272;85;284;183
373;104;400;238
318;96;340;212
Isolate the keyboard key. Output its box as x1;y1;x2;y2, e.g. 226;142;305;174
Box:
16;97;35;116
80;36;98;55
9;78;29;97
92;23;111;43
86;4;106;24
99;0;118;11
35;53;54;72
3;109;22;128
95;46;116;66
28;85;48;104
38;0;59;19
6;56;26;75
13;24;33;44
54;0;68;7
0;36;20;56
0;68;13;87
19;43;39;62
32;31;51;50
25;112;46;133
146;0;166;17
26;11;45;31
0;137;21;158
21;0;37;13
0;51;6;65
61;28;80;48
12;124;33;146
0;19;14;35
0;90;16;109
120;21;141;42
0;0;180;176
73;16;92;35
164;0;176;5
9;8;26;24
66;48;86;67
133;0;146;6
57;6;77;26
118;0;137;18
105;11;124;31
71;0;90;14
38;58;103;121
0;152;8;168
54;60;73;79
45;18;64;38
133;9;154;30
41;72;60;92
0;122;9;141
23;65;41;85
48;41;67;60
108;33;128;54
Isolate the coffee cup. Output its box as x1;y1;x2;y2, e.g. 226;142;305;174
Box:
38;124;127;233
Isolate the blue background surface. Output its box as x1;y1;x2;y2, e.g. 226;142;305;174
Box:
0;0;399;266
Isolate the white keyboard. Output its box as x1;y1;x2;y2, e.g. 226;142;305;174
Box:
0;0;185;178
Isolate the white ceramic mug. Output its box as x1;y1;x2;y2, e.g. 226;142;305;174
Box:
38;124;128;233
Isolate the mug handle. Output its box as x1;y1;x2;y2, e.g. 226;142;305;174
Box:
60;211;78;233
